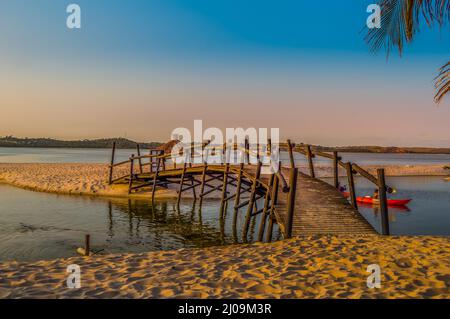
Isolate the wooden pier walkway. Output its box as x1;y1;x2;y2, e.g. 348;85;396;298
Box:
273;168;376;236
108;139;394;241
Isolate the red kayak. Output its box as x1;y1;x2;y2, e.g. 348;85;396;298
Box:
356;196;411;207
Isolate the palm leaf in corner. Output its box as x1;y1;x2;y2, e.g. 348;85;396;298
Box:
434;61;450;103
365;0;450;104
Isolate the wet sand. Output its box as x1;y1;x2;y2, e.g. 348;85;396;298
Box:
0;235;448;299
0;163;178;199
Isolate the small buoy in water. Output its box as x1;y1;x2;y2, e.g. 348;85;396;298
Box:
76;247;87;256
445;177;450;181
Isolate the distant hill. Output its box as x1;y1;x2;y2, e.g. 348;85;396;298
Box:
1;136;449;154
0;136;161;149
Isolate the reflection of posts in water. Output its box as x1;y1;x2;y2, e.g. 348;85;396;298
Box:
219;215;225;244
248;214;257;242
198;207;203;234
107;201;114;239
232;208;238;243
127;199;133;237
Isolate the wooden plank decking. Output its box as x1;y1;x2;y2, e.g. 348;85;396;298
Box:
273;168;377;236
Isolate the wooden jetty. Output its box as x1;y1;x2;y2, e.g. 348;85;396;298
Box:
108;139;393;241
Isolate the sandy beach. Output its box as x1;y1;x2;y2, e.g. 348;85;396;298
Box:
0;163;178;199
0;163;448;299
0;235;448;299
0;163;448;199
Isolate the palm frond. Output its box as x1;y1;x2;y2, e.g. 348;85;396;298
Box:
434;61;450;104
365;0;450;55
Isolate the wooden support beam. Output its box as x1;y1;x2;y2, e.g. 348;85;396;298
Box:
233;163;244;211
242;162;262;240
257;173;274;241
333;151;339;189
136;144;143;174
266;174;280;242
151;157;161;202
177;163;187;207
306;145;315;178
287;139;295;169
190;176;197;199
285;167;298;238
345;162;358;209
108;142;116;185
220;164;230;216
377;168;390;235
245;138;250;164
128;154;135;194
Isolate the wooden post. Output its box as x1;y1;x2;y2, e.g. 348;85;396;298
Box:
233;163;244;211
257;173;274;241
287;139;295;169
243;162;262;240
151;157;161;202
345;162;357;209
286;167;298;238
266;174;279;242
149;149;153;173
84;234;90;256
333;151;339;189
136;144;143;174
256;141;260;162
128;154;135;194
177;163;187;206
159;150;166;171
199;164;208;206
245;138;250;164
306;145;315;178
108;142;116;184
377;168;390;235
220;164;230;216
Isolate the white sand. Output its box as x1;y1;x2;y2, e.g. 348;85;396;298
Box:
0;235;448;299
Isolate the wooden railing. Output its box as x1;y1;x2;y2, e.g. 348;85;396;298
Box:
281;140;392;235
108;138;393;238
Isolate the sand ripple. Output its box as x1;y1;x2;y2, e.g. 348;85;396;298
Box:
0;235;448;299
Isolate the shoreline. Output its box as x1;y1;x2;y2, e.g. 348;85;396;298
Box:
0;235;448;299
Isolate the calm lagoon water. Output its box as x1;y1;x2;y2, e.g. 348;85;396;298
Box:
1;147;450;166
357;176;450;236
0;147;448;262
0;184;279;262
327;176;450;236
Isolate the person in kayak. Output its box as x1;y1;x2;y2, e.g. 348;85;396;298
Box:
372;189;379;199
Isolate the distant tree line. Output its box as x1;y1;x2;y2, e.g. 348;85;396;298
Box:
0;136;161;149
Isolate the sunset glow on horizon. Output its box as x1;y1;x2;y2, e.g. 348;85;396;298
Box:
1;0;449;147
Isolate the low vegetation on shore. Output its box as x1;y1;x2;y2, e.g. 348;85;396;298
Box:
1;136;450;154
0;136;161;149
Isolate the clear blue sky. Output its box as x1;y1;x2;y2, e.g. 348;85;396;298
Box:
1;0;449;146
